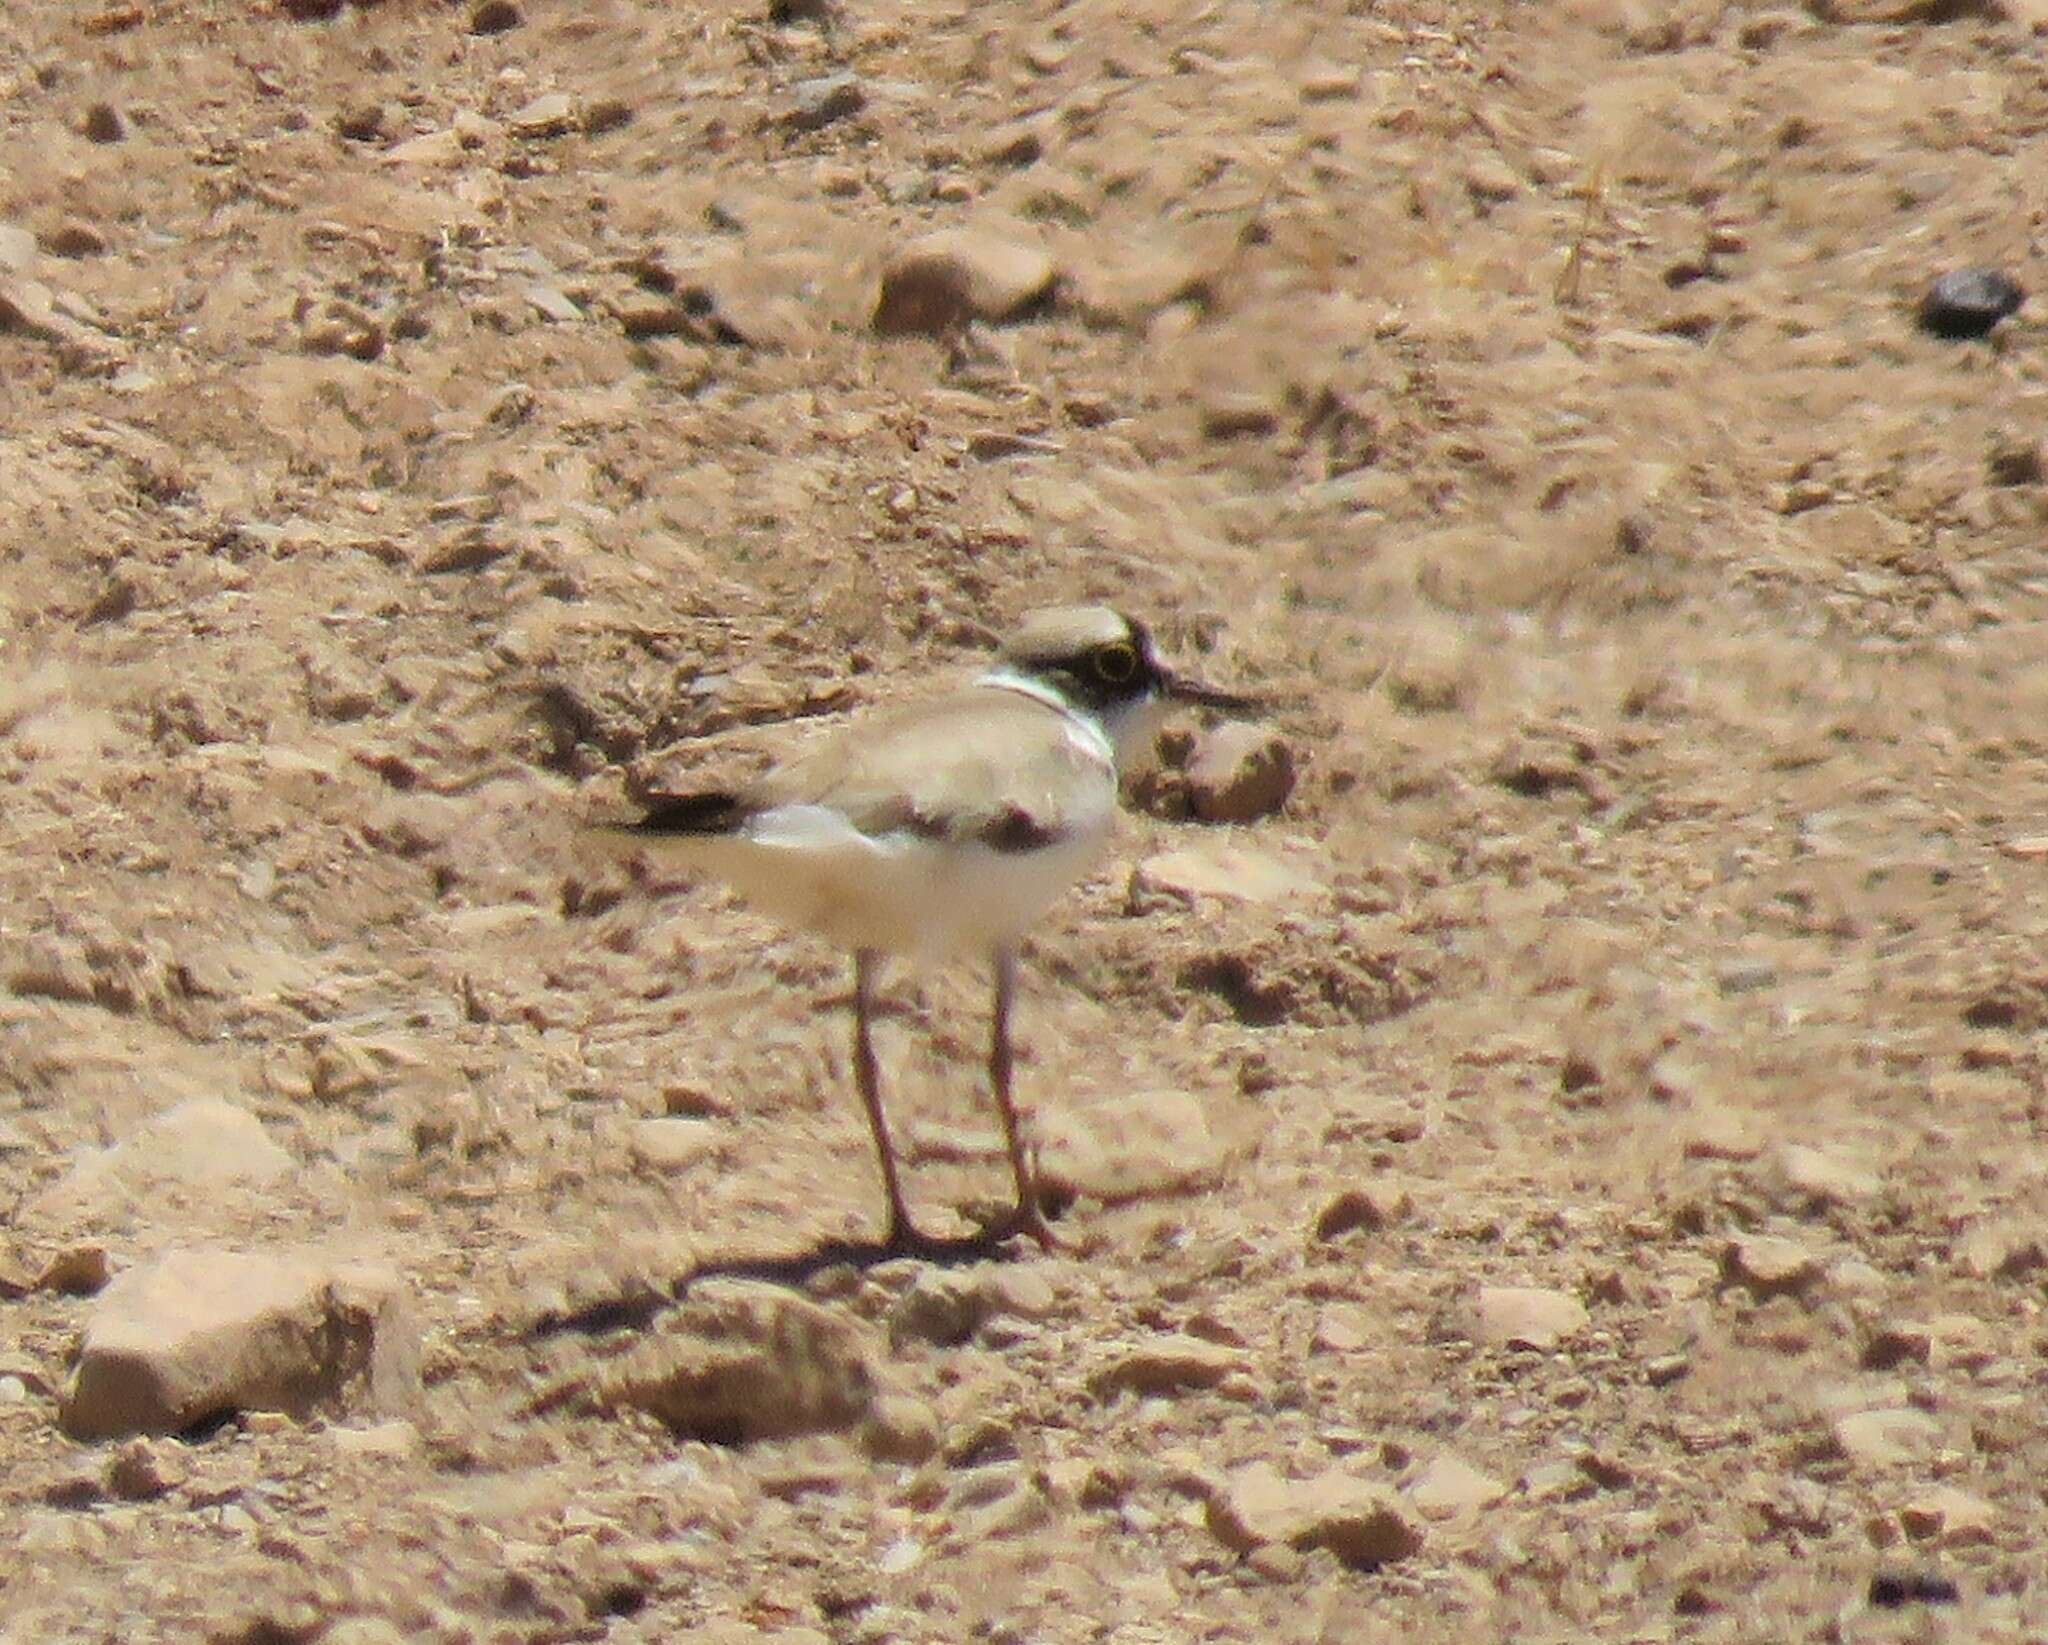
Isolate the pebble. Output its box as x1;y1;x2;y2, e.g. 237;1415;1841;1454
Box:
1453;1286;1590;1350
334;103;388;143
107;1437;186;1500
0;223;34;270
1036;1089;1228;1204
62;1248;419;1440
323;1621;409;1645
1829;1407;1941;1469
469;0;522;32
626;1117;725;1174
42;220;106;259
1204;1462;1424;1570
1897;1485;1995;1546
1917;268;2023;339
1773;1144;1880;1207
1131;842;1320;907
82;102;126;143
784;74;866;133
508;93;576;139
1868;1569;1961;1609
1185;724;1295;823
37;1242;110;1295
596;1280;879;1442
1313;1184;1410;1241
1720;1235;1825;1300
860;1394;939;1464
298;297;384;361
872;229;1056;336
1088;1335;1245;1400
1404;1453;1507;1520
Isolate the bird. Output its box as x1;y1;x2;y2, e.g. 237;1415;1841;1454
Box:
614;605;1256;1254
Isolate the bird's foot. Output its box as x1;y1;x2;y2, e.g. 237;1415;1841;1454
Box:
993;1198;1074;1254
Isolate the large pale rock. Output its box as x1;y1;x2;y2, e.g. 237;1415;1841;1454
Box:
1132;842;1321;906
62;1248;418;1441
1205;1462;1424;1569
599;1280;879;1443
872;229;1055;336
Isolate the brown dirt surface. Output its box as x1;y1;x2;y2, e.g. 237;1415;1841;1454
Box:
3;0;2048;1639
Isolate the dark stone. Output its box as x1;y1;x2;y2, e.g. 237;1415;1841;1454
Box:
1917;268;2023;340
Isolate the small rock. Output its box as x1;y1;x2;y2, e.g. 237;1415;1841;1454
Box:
508;93;576;139
783;73;865;133
469;0;522;32
1917;268;2023;340
1859;1324;1932;1372
1036;1089;1228;1203
106;1437;185;1500
298;297;384;361
627;1117;724;1174
861;1394;939;1464
0;223;34;270
1830;1407;1941;1469
82;102;126;143
1868;1568;1961;1609
1204;1463;1424;1570
889;1270;989;1348
979;122;1043;167
62;1248;420;1440
582;98;632;135
0;275;83;344
1088;1335;1244;1400
1681;1109;1764;1161
334;103;389;143
323;1622;409;1645
1897;1486;1995;1546
1987;441;2043;486
1774;1144;1880;1207
1720;1235;1825;1300
41;220;107;259
43;1462;104;1509
873;228;1056;336
1453;1286;1590;1350
1404;1453;1507;1520
1313;1184;1410;1241
1185;724;1295;823
596;1280;878;1443
326;1419;421;1459
1463;152;1522;204
37;1242;110;1296
1299;62;1361;100
1199;393;1282;440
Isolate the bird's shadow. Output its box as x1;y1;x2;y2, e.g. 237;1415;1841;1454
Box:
523;1224;1022;1341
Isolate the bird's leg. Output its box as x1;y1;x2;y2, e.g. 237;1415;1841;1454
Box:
989;944;1064;1250
852;949;926;1250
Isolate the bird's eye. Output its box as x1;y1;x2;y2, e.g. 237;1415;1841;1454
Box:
1092;642;1139;684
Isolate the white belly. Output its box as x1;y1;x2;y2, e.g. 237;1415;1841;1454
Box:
664;806;1113;958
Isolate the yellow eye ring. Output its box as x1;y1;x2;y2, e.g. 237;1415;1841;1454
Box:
1093;642;1139;684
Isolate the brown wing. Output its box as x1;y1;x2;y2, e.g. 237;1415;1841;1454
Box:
754;686;1114;849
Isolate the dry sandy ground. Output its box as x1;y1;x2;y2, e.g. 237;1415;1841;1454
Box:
3;0;2048;1639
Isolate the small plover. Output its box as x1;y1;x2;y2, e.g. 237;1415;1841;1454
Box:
619;606;1254;1252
